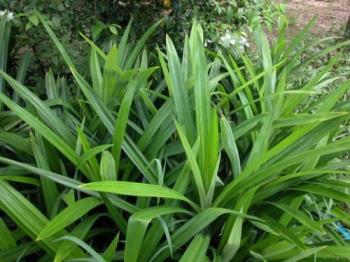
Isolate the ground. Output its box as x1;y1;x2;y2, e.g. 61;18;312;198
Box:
284;0;350;35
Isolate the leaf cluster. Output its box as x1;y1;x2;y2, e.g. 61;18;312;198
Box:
0;12;350;261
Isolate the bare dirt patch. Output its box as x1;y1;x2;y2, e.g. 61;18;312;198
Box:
284;0;350;35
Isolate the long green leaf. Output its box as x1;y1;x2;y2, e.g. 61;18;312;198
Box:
125;206;188;262
80;181;197;209
38;197;102;240
179;234;210;262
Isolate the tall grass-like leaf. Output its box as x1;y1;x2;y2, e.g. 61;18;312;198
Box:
56;236;105;262
137;162;193;262
221;208;244;262
45;70;58;100
190;23;219;192
282;57;338;116
317;246;350;259
13;51;32;102
219;52;254;119
220;188;257;261
31;132;60;217
39;14;159;183
0;181;60;255
0;70;75;145
220;116;241;177
77;144;113;172
282;17;316;60
0;15;10;109
100;151;116;181
240;113;273;177
0;218;16;251
0;157;83;191
332;207;350;225
54;214;102;262
293;184;350;203
179;234;210;262
253;24;275;112
80;181;197;209
154;207;259;261
161;36;195;142
90;48;103;97
37;197;102;240
273;112;348;128
284;246;326;262
101;45;119;104
124;206;189;262
76;127;102;178
60;46;158;183
103;233;120;262
216;125;350;207
112;68;156;176
262;218;306;250
0;157;133;226
0;242;40;261
175;121;206;207
0;91;89;176
136;99;173;150
80;32;107;60
269;203;322;232
0;132;32;155
124;19;164;70
117;19;132;67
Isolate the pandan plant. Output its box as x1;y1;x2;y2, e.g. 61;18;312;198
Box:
0;12;349;261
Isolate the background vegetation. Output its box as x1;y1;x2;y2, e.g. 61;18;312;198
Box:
1;1;350;261
0;0;283;86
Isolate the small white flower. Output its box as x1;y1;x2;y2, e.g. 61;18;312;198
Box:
220;31;250;51
239;36;249;48
220;32;235;48
204;39;212;47
7;12;14;21
220;32;232;43
229;38;237;46
0;10;14;21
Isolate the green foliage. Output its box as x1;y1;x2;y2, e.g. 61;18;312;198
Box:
0;10;11;107
0;0;285;87
0;10;350;262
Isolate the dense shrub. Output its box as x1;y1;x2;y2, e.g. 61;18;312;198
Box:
0;10;350;261
1;0;284;86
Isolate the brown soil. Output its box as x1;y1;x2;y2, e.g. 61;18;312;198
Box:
284;0;350;35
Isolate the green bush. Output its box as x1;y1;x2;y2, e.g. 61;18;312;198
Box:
0;11;350;261
1;0;284;86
